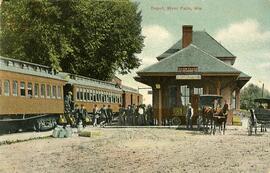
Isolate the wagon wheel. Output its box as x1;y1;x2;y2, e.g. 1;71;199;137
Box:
171;117;181;126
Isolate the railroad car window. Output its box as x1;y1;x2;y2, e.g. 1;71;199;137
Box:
57;86;62;99
76;88;80;100
46;85;51;98
87;89;90;101
20;82;26;96
112;95;115;103
96;90;99;102
41;84;45;97
98;91;101;102
12;80;18;96
108;93;111;103
80;88;83;101
116;95;119;103
27;82;33;97
101;92;105;102
90;90;93;101
93;90;96;101
0;80;2;96
4;80;10;96
52;86;57;98
34;83;39;97
83;89;87;101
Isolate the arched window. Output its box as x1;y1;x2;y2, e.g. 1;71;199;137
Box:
4;80;10;96
13;80;18;96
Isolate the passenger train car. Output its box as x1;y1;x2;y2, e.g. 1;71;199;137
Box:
0;56;142;132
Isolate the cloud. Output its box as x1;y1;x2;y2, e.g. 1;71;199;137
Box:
141;25;174;56
215;19;270;43
214;19;270;92
215;19;270;50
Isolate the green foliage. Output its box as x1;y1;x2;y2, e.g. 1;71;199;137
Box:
0;0;144;80
240;83;270;110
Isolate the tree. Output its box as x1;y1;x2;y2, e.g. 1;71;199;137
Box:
0;0;144;80
240;83;270;110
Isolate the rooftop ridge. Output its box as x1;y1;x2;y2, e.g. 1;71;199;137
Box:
190;44;240;73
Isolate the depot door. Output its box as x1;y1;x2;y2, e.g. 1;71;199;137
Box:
191;94;199;116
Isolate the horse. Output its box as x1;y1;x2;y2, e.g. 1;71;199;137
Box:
212;108;228;135
201;106;227;135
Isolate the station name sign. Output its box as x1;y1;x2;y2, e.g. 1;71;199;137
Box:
176;74;201;80
177;66;198;73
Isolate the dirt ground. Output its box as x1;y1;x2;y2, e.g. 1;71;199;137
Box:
0;126;269;173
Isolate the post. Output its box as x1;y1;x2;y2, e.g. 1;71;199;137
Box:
262;83;264;98
216;80;221;95
235;88;240;110
158;88;162;125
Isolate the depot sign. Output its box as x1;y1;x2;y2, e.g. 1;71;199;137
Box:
176;74;201;80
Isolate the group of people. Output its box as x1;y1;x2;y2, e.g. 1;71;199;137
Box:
118;104;154;126
92;104;113;127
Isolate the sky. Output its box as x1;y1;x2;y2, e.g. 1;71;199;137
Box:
118;0;270;105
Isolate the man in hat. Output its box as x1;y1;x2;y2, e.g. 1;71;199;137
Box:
186;103;194;129
65;91;74;113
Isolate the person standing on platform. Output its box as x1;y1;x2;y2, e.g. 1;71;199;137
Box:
118;105;126;126
126;105;132;126
107;105;113;125
92;104;99;127
79;104;87;128
64;91;74;113
100;105;107;126
186;103;194;129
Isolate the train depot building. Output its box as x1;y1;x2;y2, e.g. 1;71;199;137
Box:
135;25;251;125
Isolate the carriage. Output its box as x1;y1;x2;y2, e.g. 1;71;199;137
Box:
248;98;270;135
197;95;227;134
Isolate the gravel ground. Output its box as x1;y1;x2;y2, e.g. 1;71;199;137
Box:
0;125;269;173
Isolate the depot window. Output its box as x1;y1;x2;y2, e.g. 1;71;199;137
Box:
13;80;18;96
20;81;26;96
27;82;33;97
34;83;39;97
4;80;10;96
41;84;45;98
180;85;190;106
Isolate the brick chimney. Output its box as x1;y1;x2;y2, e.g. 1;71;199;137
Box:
182;25;193;48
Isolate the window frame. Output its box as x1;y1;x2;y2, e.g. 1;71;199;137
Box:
27;82;33;97
34;83;39;98
13;80;18;96
52;85;57;99
46;84;51;98
20;81;26;97
4;80;10;96
40;84;45;98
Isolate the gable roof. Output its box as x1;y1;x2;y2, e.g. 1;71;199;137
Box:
138;44;240;75
157;31;235;61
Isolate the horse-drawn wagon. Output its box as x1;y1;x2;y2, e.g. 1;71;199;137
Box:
248;98;270;135
198;95;228;134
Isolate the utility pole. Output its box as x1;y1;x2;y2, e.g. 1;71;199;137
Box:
262;83;264;98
